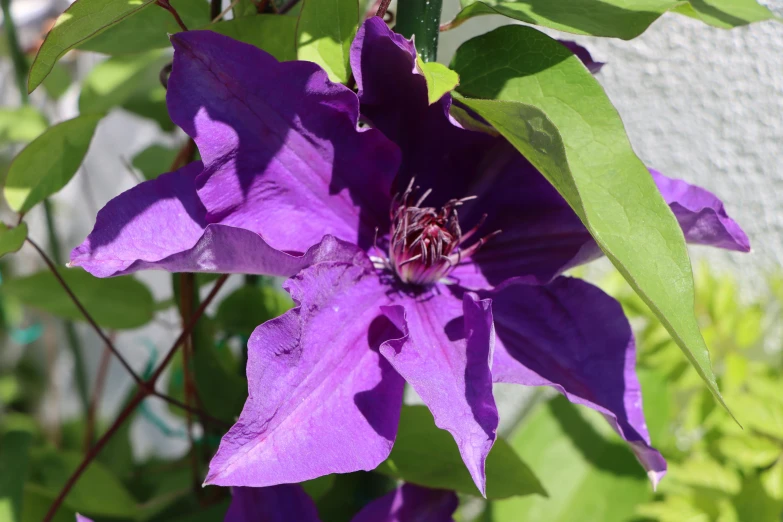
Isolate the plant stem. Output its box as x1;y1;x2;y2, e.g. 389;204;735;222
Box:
178;273;201;494
394;0;443;63
42;275;229;522
155;0;189;31
0;0;29;102
42;200;91;415
84;337;114;452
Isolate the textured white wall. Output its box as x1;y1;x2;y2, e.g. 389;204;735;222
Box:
440;1;783;295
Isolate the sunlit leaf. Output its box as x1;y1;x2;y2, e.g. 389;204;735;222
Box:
79;51;168;114
296;0;359;82
209;15;298;61
453;25;728;411
0;107;48;146
132;144;179;180
4;114;101;214
416;57;459;105
446;0;779;40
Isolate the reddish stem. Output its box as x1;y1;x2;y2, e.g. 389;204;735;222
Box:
84;334;115;452
375;0;392;18
155;0;189;31
179;273;201;494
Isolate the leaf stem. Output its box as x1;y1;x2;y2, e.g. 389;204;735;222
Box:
0;0;29;104
155;0;189;31
41;275;229;522
25;235;144;386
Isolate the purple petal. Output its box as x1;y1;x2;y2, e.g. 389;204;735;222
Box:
352;484;458;522
652;169;750;252
380;290;498;496
558;40;604;73
76;516;92;522
168;30;400;252
206;260;404;487
69;164;363;278
487;277;666;488
461;148;749;288
351;18;498;206
225;486;320;522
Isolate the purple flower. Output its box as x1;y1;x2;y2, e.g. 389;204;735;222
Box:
71;19;749;494
226;483;457;522
77;483;457;522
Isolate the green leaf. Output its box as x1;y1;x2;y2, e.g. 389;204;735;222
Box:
717;435;781;470
4;114;101;214
761;459;783;501
233;0;259;17
416;57;459;105
0;223;27;259
452;25;728;412
132;144;179;180
79;0;210;55
0;431;33;522
79;51;168;114
485;396;651;522
0;268;154;329
375;405;545;499
668;453;742;494
296;0;359;83
193;320;248;422
21;484;75;522
727;393;783;439
0;107;48;145
41;63;73;100
216;284;294;338
446;0;779;40
209;15;298;62
29;448;138;517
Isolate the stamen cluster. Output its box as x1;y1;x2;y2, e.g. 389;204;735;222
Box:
375;180;499;287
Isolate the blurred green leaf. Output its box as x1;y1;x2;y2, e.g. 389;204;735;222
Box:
0;431;32;522
485;396;651;522
376;405;545;499
636;495;711;522
0;223;27;259
216;284;293;338
233;0;259;17
302;475;336;503
0;268;154;329
42;63;73;101
4;114;101;214
761;459;783;501
20;484;75;522
729;393;783;440
417;58;459;105
193;319;247;422
79;51;168;114
453;26;727;411
296;0;358;83
733;476;783;522
132;145;180;180
29;448;137;517
123;86;173;131
78;0;210;55
718;435;780;470
209;15;298;61
0;107;47;146
316;472;395;522
669;454;742;495
446;0;778;40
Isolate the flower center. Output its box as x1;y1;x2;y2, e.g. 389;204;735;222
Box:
373;180;500;287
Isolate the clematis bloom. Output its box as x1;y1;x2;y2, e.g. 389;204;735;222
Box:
71;18;749;494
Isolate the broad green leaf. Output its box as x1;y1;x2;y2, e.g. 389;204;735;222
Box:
485;396;651;522
315;472;396;522
216;284;293;338
209;15;298;62
717;435;781;470
29;449;137;517
79;51;168;114
233;0;259;17
296;0;359;83
452;26;728;412
4;114;101;214
79;0;209;55
123;86;173;131
726;393;783;439
0;268;154;329
416;57;459;105
0;107;48;145
28;0;176;92
668;454;741;494
446;0;779;40
761;459;783;501
376;405;545;499
0;431;33;522
0;223;27;259
733;476;783;521
41;62;73;100
132;144;179;180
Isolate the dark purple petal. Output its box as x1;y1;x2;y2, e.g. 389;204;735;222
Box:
225;486;321;522
69;164;363;277
652;169;750;252
487;277;666;487
351;18;498;206
352;484;458;522
380;290;498;496
76;516;92;522
558;40;604;73
461;148;749;288
168;30;400;253
206;260;404;487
